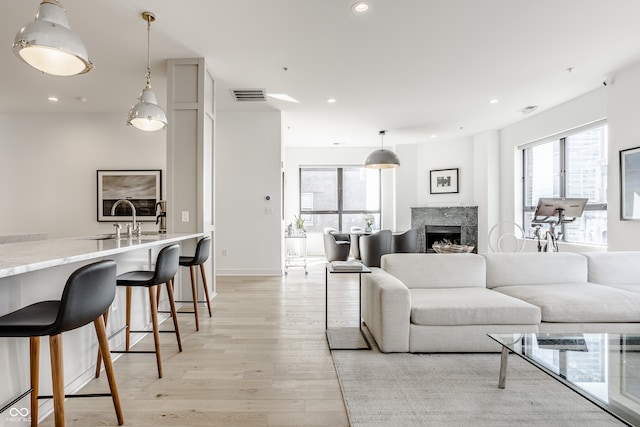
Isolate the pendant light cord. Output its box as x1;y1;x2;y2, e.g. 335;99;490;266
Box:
145;15;152;89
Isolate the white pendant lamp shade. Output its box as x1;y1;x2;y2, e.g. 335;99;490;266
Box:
364;130;400;168
127;88;167;131
127;11;167;132
13;0;92;76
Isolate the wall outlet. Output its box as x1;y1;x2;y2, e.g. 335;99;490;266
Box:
222;248;229;256
181;211;189;222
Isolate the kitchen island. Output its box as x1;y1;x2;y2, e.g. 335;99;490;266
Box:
0;232;205;425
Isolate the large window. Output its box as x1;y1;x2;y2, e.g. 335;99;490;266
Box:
299;167;380;233
523;123;608;245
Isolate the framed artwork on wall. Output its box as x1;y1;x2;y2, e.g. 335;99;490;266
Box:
620;147;640;220
97;170;162;222
430;168;459;194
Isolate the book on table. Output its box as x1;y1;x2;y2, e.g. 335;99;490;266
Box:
330;260;364;271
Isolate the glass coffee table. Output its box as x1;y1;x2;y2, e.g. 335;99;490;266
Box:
488;333;640;426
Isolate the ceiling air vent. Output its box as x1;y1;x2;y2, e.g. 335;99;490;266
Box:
230;88;267;102
517;105;538;115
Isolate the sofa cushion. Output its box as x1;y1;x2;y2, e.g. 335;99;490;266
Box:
382;253;486;289
409;288;541;326
484;253;587;288
493;283;640;323
583;251;640;289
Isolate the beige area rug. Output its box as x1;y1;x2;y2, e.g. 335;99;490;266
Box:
332;338;626;426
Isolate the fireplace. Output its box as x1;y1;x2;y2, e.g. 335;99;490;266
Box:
425;225;461;253
411;206;478;253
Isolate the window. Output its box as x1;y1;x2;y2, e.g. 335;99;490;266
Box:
523;123;608;245
299;167;380;233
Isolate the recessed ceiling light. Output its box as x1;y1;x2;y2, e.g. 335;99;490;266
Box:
489;99;499;104
47;96;59;102
430;134;437;139
267;93;300;103
352;2;369;13
327;98;337;104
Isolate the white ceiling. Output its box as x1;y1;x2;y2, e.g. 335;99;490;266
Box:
2;0;640;147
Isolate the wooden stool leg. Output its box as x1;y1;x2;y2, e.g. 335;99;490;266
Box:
200;263;213;317
125;286;132;351
30;336;39;427
189;266;199;331
95;309;109;378
148;285;162;378
49;334;65;427
165;279;183;351
156;284;162;310
94;315;124;425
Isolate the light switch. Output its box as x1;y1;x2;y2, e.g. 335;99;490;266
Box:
181;211;189;222
265;207;273;215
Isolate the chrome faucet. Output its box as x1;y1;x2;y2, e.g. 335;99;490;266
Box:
111;199;140;236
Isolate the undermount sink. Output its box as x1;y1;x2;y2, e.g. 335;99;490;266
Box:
82;234;157;242
84;234;116;240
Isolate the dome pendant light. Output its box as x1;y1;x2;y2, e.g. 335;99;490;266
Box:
127;11;167;132
13;0;93;76
364;130;400;169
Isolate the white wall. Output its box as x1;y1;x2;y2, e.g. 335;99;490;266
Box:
215;111;282;274
0;113;165;238
606;61;640;250
414;136;476;208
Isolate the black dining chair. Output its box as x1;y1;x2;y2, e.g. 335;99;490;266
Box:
177;236;213;331
96;244;181;379
0;260;123;427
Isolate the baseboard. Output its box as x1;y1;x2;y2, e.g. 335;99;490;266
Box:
216;268;283;276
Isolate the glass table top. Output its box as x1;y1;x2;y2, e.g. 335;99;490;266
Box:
488;333;640;426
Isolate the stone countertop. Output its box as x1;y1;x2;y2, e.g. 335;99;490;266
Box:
0;232;204;278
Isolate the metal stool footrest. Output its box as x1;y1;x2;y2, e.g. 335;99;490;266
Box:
0;389;32;414
39;393;112;399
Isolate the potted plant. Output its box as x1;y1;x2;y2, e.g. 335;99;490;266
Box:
294;214;306;234
364;214;374;232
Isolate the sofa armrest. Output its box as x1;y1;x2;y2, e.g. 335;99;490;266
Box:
362;268;411;352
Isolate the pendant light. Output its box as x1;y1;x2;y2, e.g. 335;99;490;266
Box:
13;0;92;76
364;130;400;169
127;11;167;132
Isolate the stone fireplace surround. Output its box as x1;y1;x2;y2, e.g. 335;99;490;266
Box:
411;206;478;253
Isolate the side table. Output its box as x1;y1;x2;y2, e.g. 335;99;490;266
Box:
284;232;307;274
325;263;372;350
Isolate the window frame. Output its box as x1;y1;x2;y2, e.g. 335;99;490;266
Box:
299;166;381;232
522;121;608;244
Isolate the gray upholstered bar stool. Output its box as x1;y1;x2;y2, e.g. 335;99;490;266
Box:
0;260;123;427
177;236;212;331
97;244;181;379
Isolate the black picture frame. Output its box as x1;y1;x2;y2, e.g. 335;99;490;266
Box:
97;170;162;222
430;168;459;194
620;147;640;220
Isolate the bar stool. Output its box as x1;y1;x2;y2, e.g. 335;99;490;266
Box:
177;236;212;331
0;260;123;427
97;244;181;379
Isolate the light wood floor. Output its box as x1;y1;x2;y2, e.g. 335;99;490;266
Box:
40;258;361;427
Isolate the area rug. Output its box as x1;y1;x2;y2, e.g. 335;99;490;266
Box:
332;342;625;426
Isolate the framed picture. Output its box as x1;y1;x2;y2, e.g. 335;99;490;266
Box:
620;147;640;220
430;168;459;194
97;170;162;222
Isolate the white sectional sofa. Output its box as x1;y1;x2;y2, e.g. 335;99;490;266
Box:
362;252;640;353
